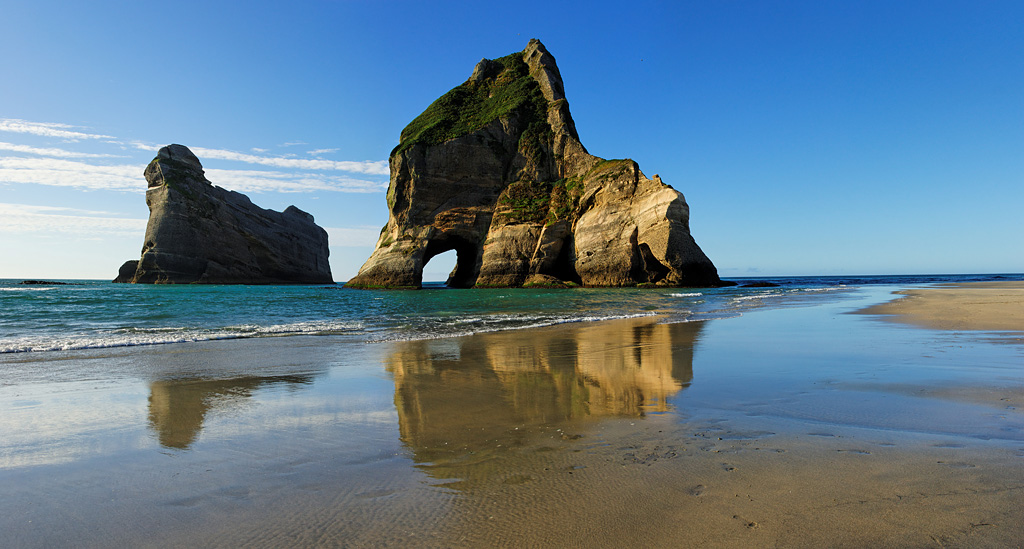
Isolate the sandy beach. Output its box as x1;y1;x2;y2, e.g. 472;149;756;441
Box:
858;281;1024;333
3;283;1024;547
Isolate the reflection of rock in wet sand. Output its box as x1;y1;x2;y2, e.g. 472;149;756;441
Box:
148;375;315;449
386;318;705;470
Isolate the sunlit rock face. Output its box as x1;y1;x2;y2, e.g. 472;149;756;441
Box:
114;144;333;284
347;39;725;289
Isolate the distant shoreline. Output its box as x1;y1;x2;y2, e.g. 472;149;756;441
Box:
858;281;1024;333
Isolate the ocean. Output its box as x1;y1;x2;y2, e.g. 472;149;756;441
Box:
1;273;1019;354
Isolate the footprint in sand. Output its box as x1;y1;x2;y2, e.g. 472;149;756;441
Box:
732;515;759;529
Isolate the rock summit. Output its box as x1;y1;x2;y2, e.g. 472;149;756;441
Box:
347;39;725;289
114;144;333;284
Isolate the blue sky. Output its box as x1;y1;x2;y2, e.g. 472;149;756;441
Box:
1;0;1021;280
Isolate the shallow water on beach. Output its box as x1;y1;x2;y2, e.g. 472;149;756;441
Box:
0;274;1013;353
3;280;1024;546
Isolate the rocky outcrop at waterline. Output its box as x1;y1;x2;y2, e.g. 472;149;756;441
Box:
114;144;333;284
346;39;725;289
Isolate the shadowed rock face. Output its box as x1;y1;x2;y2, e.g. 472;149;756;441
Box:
347;39;725;289
114;144;333;284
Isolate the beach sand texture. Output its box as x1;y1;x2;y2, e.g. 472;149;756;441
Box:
2;283;1024;547
859;281;1024;333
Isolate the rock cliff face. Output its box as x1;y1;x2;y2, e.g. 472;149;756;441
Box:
347;39;724;289
114;144;333;284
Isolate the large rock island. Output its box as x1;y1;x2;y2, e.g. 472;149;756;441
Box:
114;144;333;284
347;39;725;289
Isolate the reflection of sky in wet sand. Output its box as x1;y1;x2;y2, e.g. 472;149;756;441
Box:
387;317;704;484
0;337;341;468
148;375;316;449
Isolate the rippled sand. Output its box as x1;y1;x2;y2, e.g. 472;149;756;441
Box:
3;286;1024;547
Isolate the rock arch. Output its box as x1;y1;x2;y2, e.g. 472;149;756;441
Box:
345;40;726;290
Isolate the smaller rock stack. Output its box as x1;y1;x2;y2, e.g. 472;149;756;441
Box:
114;144;333;284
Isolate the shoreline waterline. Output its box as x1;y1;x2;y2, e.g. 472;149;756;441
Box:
6;273;1017;355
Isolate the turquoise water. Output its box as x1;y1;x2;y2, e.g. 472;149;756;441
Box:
0;274;1018;353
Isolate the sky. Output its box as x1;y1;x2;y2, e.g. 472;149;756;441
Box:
1;0;1021;281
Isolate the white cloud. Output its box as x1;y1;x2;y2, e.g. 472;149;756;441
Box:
191;146;389;175
308;148;339;156
0;203;146;235
1;120;389;194
129;142;388;176
326;226;383;247
0;157;144;191
131;142;160;152
0;141;122;159
0;156;386;195
6;204;120;216
0;119;114;141
205;169;388;194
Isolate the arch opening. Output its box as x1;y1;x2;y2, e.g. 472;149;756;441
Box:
422;235;480;288
422;250;457;284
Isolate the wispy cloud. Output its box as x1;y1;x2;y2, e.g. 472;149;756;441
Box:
325;226;383;247
205;169;388;194
191;147;389;175
0;119;114;141
0;203;146;235
0;157;143;192
0;157;387;194
3;120;390;194
130;142;160;153
0;141;122;159
4;204;121;216
129;142;388;176
308;148;339;156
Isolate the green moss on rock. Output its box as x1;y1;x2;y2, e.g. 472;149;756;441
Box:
393;52;551;156
546;177;583;226
496;179;554;224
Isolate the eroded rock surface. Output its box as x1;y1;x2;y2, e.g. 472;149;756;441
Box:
347;39;724;289
114;144;333;284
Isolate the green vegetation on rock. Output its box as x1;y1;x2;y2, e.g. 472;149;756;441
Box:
495;175;584;227
522;279;580;289
588;158;634;180
546;177;583;226
496;179;553;224
518;117;553;165
393;51;551;156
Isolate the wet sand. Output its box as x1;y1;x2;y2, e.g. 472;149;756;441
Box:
858;281;1024;333
3;287;1024;547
